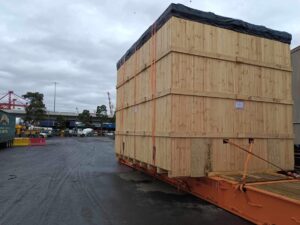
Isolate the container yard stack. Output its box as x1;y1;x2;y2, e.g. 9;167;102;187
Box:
115;3;294;177
292;46;300;171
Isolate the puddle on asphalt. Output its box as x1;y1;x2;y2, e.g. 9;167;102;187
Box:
118;171;223;212
119;171;183;195
119;171;151;182
136;181;183;195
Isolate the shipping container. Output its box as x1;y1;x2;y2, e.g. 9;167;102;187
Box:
0;110;16;148
102;123;115;131
39;120;56;127
115;4;294;177
291;45;300;170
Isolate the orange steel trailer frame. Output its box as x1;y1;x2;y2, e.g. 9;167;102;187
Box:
119;158;300;225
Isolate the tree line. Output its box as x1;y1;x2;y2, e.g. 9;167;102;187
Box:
22;92;115;128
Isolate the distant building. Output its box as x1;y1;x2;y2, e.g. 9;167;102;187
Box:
292;46;300;145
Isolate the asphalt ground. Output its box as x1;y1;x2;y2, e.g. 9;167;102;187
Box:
0;137;253;225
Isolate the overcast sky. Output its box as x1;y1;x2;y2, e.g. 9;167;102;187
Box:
0;0;299;113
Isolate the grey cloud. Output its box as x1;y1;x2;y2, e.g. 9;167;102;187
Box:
0;0;299;113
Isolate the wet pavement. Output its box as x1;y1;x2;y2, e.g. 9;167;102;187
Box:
0;137;253;225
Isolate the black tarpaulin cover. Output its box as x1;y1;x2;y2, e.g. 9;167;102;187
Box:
117;3;292;69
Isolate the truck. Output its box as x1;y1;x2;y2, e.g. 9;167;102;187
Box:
0;110;16;148
116;4;299;225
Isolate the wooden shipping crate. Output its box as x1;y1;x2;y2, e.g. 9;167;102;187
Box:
115;4;294;177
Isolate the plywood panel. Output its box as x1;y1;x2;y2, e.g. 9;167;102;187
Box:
191;139;212;177
170;138;191;177
170;95;293;137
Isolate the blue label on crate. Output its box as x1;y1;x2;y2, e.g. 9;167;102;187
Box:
235;101;244;109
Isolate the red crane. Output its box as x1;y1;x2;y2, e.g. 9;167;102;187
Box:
0;91;28;109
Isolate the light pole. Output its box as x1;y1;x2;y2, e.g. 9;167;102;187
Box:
53;82;57;112
75;107;79;135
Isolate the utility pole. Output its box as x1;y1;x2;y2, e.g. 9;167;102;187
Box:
107;92;113;117
75;107;79;135
54;82;57;112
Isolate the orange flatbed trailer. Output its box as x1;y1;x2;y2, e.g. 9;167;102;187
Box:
119;158;300;225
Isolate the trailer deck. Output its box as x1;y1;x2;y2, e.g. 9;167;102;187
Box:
119;157;300;225
253;180;300;201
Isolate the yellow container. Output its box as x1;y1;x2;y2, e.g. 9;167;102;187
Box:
13;138;30;146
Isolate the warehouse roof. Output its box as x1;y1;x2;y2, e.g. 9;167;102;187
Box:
292;45;300;54
117;3;292;69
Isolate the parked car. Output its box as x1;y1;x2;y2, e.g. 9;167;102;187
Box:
81;128;93;137
39;132;47;138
